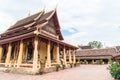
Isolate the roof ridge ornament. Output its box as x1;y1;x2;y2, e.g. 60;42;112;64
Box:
46;9;56;21
34;9;45;21
28;11;31;16
55;3;58;11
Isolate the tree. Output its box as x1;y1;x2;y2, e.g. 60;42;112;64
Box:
88;41;103;49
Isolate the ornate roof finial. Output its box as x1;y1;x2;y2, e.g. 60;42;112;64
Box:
28;11;31;16
55;3;58;11
43;5;46;11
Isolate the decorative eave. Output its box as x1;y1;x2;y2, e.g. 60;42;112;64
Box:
36;9;64;40
53;10;64;40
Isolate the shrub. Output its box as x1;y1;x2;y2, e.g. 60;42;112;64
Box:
74;63;77;67
38;68;44;75
80;61;83;64
70;63;73;68
56;64;61;71
62;64;65;69
110;63;120;79
99;60;103;64
95;60;103;64
84;60;88;64
92;60;95;64
108;58;113;64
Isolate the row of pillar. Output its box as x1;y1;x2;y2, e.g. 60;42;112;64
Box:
0;36;76;70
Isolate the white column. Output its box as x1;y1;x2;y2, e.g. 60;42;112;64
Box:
73;49;76;64
69;49;72;63
5;43;12;66
63;47;67;66
0;45;3;63
46;40;51;67
33;37;39;70
56;43;60;64
17;40;24;67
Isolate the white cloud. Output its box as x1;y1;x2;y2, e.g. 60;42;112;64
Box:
0;11;15;33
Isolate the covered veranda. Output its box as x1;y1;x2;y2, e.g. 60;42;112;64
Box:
0;33;77;70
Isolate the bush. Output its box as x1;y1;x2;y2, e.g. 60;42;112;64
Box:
74;63;77;67
80;61;83;64
70;63;73;68
95;60;103;64
62;64;65;69
108;59;113;64
84;60;88;64
56;64;61;71
92;60;95;64
38;68;44;75
110;63;120;79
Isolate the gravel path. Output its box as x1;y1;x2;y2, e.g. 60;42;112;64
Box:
0;65;113;80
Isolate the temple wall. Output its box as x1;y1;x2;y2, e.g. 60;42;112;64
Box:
39;42;47;62
53;46;57;60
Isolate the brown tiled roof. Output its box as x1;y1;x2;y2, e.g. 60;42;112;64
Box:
76;48;116;59
79;45;92;49
8;10;55;30
9;12;42;29
0;9;68;45
38;10;54;22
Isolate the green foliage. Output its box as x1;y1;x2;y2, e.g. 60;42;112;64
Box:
108;58;113;64
84;60;88;64
92;60;95;64
74;63;77;67
70;63;73;68
88;41;103;49
39;68;44;75
56;64;61;71
95;60;103;64
110;64;120;79
62;64;65;69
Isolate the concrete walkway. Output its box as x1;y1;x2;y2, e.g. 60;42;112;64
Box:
0;65;113;80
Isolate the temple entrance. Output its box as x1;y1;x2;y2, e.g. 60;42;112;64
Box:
11;45;15;60
50;42;55;62
27;42;34;63
50;46;54;61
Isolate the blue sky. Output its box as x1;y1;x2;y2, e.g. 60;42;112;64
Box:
0;0;120;47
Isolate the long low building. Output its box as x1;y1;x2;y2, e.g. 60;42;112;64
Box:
76;46;120;63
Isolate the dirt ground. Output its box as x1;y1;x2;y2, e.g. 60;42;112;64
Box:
0;65;113;80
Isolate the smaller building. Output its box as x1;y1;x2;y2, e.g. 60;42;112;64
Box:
76;47;118;63
112;53;120;63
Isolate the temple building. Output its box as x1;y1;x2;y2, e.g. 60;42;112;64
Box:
0;9;78;70
76;46;120;64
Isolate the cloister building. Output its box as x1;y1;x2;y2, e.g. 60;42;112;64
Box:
0;9;78;70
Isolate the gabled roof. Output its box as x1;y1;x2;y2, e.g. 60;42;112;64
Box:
9;11;42;30
0;9;64;41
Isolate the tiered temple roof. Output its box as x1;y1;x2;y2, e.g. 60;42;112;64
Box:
0;9;77;49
